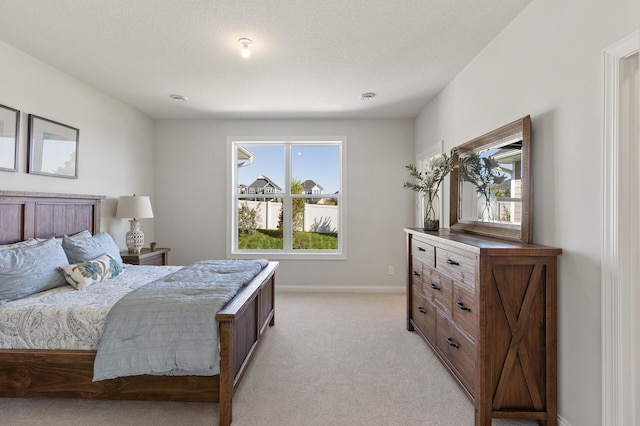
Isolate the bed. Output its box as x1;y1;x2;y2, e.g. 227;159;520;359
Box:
0;191;278;426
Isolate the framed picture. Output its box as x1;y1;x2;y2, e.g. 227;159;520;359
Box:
0;103;20;172
27;114;79;179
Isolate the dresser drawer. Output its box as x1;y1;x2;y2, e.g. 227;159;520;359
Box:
423;269;452;315
436;311;476;394
411;286;436;345
452;282;477;339
412;238;435;268
411;257;427;287
436;247;476;288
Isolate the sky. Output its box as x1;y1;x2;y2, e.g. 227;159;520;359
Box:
237;144;340;194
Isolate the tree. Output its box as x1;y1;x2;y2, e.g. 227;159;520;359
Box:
277;178;305;231
238;201;261;235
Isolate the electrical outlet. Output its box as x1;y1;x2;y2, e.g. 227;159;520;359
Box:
388;266;394;275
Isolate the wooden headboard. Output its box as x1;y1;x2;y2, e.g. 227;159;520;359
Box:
0;191;105;245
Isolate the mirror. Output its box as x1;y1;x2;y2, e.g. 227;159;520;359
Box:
449;115;531;243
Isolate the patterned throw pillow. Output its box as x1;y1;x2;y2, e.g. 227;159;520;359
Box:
58;253;123;289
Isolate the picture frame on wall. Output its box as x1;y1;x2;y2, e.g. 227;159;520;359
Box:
0;103;20;172
27;114;79;179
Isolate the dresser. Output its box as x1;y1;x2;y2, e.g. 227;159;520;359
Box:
405;228;562;426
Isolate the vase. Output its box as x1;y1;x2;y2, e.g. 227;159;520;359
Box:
423;193;440;231
477;194;496;222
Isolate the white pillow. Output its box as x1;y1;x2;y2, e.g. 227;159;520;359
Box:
58;253;123;289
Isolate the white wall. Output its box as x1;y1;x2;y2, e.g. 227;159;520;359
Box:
0;40;156;248
154;119;414;291
414;0;639;425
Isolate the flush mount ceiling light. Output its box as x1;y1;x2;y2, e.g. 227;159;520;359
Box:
360;92;376;101
238;38;252;58
169;94;189;102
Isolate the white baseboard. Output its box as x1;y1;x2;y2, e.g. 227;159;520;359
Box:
558;414;571;426
276;285;405;293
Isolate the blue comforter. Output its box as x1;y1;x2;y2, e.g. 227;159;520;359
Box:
92;259;268;381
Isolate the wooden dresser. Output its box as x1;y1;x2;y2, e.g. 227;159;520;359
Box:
405;228;562;426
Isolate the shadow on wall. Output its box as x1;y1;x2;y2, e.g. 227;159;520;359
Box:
309;216;337;234
530;109;557;244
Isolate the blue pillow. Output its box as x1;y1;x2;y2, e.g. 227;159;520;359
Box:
0;238;70;303
62;232;123;269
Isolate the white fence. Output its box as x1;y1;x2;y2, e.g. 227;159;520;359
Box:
239;200;338;233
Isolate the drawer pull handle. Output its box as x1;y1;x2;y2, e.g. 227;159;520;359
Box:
417;306;427;314
456;301;471;312
446;337;460;348
413;271;421;277
429;283;441;291
446;259;460;266
418;247;426;252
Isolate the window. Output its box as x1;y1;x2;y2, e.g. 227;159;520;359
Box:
228;137;346;259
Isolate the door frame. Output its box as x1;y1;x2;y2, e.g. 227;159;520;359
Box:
601;31;639;426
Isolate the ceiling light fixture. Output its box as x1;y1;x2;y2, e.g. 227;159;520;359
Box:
238;38;252;58
169;94;189;102
360;92;376;101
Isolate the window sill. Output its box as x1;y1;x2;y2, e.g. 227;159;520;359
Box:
229;251;346;260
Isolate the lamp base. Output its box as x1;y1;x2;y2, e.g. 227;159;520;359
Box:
126;219;144;253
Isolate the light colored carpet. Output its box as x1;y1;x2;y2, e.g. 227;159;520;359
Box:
1;292;536;425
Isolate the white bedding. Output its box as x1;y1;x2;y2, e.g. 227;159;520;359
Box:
0;265;182;350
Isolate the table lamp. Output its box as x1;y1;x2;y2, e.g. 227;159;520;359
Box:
115;195;154;253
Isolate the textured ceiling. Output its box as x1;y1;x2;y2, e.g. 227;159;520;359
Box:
0;0;532;119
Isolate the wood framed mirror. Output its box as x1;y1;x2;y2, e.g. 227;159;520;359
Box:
449;115;532;243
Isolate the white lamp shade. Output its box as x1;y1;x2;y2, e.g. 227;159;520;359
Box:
116;195;154;219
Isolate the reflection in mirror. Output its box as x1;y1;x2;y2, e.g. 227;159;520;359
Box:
450;116;531;243
458;138;523;224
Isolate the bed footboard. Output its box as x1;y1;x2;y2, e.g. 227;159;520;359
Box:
216;261;277;426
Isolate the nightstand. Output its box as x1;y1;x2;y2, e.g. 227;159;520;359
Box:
120;248;170;266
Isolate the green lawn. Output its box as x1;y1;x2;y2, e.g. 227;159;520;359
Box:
238;229;338;250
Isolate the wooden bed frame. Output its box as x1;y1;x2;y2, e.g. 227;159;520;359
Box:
0;191;278;426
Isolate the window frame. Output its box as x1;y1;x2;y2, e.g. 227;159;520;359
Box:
227;136;347;260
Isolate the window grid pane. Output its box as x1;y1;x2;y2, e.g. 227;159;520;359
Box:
232;140;343;256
